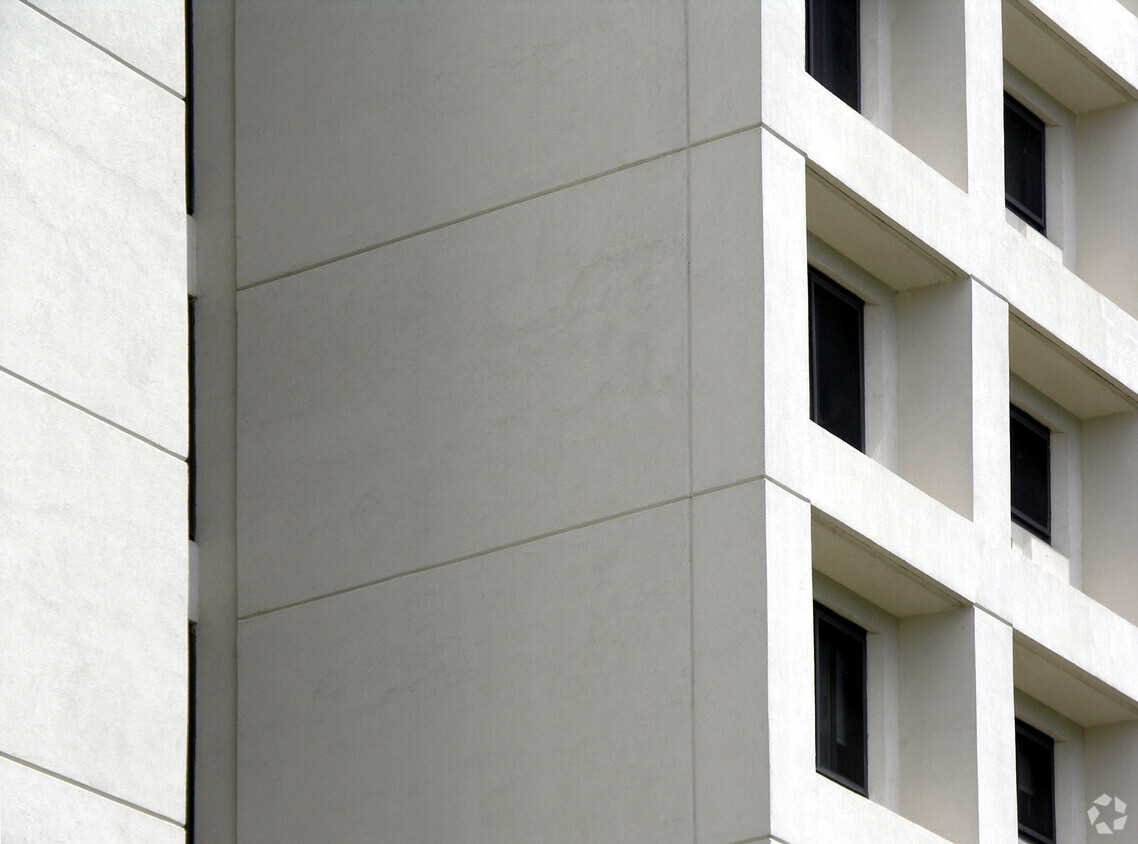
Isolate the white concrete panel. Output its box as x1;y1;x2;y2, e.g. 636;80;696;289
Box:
759;131;811;494
762;486;816;841
691;129;764;491
237;503;692;844
0;758;184;844
1005;0;1138;110
0;374;187;820
805;774;953;844
687;0;761;143
234;0;686;284
0;0;188;455
24;0;185;95
807;425;980;608
692;482;769;843
237;155;689;614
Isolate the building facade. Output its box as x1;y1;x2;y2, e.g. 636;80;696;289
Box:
5;0;1138;842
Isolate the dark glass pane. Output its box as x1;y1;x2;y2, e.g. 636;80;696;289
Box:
815;603;867;794
1005;94;1046;233
1016;720;1056;844
807;0;861;111
1011;406;1050;542
809;269;865;452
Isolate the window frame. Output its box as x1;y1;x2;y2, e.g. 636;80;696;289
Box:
1015;718;1057;844
1010;403;1052;544
806;0;862;112
814;601;869;796
1004;92;1047;235
809;267;867;453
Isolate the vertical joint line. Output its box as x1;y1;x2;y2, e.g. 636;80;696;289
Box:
185;0;195;216
188;295;197;541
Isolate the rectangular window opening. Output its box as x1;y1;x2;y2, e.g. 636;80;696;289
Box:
1011;404;1051;543
809;268;866;452
1005;93;1046;235
806;0;861;111
815;602;868;795
1016;719;1056;844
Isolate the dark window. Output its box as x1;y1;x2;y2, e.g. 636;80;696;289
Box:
809;268;865;451
1005;94;1046;234
815;602;868;794
1016;719;1056;844
1011;405;1050;542
806;0;861;111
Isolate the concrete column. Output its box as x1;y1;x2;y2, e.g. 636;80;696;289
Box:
970;283;1011;557
758;130;811;494
962;0;1007;215
763;484;817;843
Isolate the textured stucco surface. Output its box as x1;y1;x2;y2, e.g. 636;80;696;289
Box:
0;0;188;455
0;374;187;820
23;0;186;95
0;758;184;844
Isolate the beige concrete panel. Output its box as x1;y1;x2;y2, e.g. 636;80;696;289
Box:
687;0;761;143
1076;103;1138;321
1085;722;1138;836
1082;412;1138;625
234;0;686;284
691;129;764;491
0;758;184;844
898;608;982;844
692;482;769;843
237;155;688;615
24;0;185;95
237;503;692;844
890;0;968;189
0;374;187;819
897;279;974;519
0;0;188;455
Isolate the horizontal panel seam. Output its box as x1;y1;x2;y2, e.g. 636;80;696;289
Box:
15;0;184;100
0;365;186;462
0;750;183;828
236;121;765;295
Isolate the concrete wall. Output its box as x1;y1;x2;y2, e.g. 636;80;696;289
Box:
0;0;188;840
